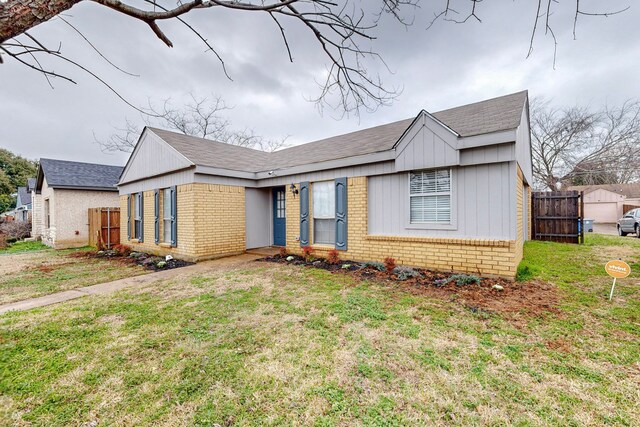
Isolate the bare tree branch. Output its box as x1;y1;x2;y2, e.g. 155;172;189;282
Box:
96;94;289;153
531;97;640;190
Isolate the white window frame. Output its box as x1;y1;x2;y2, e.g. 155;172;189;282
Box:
406;168;457;230
313;180;335;245
162;188;172;243
133;192;143;240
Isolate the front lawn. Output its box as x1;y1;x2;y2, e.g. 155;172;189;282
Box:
0;248;149;305
0;235;638;425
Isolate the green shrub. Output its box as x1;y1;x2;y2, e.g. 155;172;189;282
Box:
363;261;385;271
393;266;420;280
447;274;481;286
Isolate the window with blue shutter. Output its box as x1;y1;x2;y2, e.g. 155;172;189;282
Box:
127;194;131;240
170;186;177;247
335;178;348;250
154;189;159;244
299;182;310;246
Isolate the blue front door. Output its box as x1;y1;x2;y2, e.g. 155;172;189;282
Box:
273;187;286;246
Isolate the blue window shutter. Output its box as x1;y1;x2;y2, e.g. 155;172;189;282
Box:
139;192;144;242
299;182;310;246
170;185;177;247
154;189;159;244
127;194;131;240
335;178;348;250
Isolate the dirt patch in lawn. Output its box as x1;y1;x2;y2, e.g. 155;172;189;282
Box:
262;254;559;318
399;278;559;318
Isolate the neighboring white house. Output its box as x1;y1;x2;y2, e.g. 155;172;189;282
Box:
14;178;36;222
33;159;123;248
568;183;640;223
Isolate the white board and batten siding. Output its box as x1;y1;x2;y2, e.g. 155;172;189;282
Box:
515;103;533;184
368;162;517;240
245;188;272;249
394;113;459;172
118;129;194;193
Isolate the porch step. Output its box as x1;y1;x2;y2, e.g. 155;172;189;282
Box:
246;247;281;256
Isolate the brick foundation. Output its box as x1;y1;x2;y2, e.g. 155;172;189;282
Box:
286;176;519;278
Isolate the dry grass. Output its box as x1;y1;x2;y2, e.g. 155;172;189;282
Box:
0;248;148;304
1;235;639;425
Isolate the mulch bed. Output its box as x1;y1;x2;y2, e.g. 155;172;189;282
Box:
67;249;193;271
262;254;559;317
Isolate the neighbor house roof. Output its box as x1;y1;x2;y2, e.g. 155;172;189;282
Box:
17;186;31;206
36;158;124;193
568;183;640;199
26;178;36;192
146;91;528;174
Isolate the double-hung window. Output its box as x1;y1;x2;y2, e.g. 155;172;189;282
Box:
134;192;143;239
409;169;451;224
313;181;335;244
163;188;172;243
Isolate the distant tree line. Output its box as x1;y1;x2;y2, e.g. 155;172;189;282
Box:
0;149;38;213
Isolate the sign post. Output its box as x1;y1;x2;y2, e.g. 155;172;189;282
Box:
604;260;631;301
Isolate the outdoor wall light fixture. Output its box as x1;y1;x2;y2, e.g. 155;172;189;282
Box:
290;183;299;198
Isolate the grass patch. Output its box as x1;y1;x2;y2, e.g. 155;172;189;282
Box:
0;248;148;304
0;240;49;253
0;235;639;425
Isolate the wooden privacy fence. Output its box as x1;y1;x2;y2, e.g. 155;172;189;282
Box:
88;207;120;249
623;204;640;216
532;191;584;244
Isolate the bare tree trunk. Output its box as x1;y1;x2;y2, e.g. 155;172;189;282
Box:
0;0;82;43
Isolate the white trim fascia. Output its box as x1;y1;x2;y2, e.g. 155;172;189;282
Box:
254;150;395;180
458;129;517;149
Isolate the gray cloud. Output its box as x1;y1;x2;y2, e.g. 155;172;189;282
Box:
0;0;637;167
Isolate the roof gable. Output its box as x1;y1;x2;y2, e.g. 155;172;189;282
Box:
394;111;460;172
37;158;123;192
16;186;31;206
119;129;194;184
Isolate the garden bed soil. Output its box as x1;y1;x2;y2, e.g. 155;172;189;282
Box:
67;249;194;271
262;254;559;317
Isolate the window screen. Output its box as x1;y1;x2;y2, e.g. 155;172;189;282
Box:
134;192;142;239
409;169;451;224
163;188;172;243
313;181;335;244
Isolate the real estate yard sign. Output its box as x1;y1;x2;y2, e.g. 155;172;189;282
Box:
605;260;631;301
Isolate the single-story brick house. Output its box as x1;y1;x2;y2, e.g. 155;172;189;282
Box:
34;158;123;248
118;91;533;277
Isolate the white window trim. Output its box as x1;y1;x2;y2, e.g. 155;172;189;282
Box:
405;168;458;231
162;188;172;244
312;180;336;245
134;192;143;240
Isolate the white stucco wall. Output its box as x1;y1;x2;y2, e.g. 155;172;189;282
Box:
51;189;120;248
31;190;42;238
40;178;56;246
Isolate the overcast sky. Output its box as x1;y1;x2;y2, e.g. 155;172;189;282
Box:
0;0;637;166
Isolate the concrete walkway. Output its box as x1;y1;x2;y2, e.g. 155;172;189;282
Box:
0;253;262;315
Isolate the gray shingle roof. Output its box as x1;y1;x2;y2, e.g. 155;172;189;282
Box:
27;178;36;192
568;183;640;199
148;128;271;172
17;186;31;205
149;91;527;173
38;158;123;191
